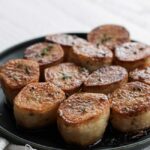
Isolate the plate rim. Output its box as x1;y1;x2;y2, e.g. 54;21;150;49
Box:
0;33;150;150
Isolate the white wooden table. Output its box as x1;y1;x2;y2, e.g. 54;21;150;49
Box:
0;0;150;149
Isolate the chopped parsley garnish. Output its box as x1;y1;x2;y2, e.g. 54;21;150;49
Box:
98;78;102;82
101;34;112;44
41;45;53;56
16;64;31;75
29;86;35;93
35;53;41;58
132;86;142;92
25;66;31;75
79;67;87;73
13;75;19;81
16;63;23;68
41;47;49;56
61;72;72;80
81;107;87;113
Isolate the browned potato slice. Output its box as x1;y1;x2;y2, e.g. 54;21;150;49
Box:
45;63;89;95
24;42;64;79
68;44;113;72
57;93;110;146
45;34;88;61
0;59;39;105
88;24;130;50
129;67;150;85
111;81;150;133
114;42;150;71
14;82;65;129
83;66;128;94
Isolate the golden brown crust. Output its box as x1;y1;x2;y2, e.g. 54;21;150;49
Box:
45;34;89;62
0;59;39;89
14;82;66;128
83;66;128;94
88;24;130;50
45;63;89;95
114;42;150;70
24;42;64;71
129;67;150;85
58;93;110;125
111;81;150;116
0;59;40;104
14;82;65;113
68;44;113;71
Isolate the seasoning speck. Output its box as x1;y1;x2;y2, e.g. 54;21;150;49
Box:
25;66;31;75
101;34;112;44
41;45;53;56
61;72;72;80
81;107;88;113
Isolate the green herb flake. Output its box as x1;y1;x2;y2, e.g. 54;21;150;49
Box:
101;34;112;44
81;107;87;113
41;48;49;56
61;72;72;80
25;66;31;75
30;87;35;92
79;67;87;73
98;78;102;82
13;75;19;81
132;86;142;92
16;63;23;69
41;45;53;56
35;53;41;58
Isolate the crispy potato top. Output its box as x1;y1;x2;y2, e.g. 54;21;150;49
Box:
58;93;110;124
45;63;89;91
24;42;64;66
0;59;39;89
115;42;150;62
84;66;128;86
45;34;88;46
129;67;150;84
14;82;65;112
73;44;113;59
88;24;130;49
129;67;150;85
111;82;150;116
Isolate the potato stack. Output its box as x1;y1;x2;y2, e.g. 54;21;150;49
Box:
0;24;150;147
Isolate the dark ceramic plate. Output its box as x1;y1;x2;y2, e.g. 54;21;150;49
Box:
0;33;150;150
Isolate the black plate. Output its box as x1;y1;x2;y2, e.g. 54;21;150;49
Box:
0;33;150;150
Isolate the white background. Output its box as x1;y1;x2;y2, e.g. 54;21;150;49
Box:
0;0;150;51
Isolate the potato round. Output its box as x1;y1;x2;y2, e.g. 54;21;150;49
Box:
88;24;130;50
45;34;88;61
68;44;113;71
0;59;39;105
45;63;89;95
14;82;65;128
24;42;64;78
111;81;150;133
114;42;150;71
83;66;128;94
57;93;110;146
129;67;150;85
